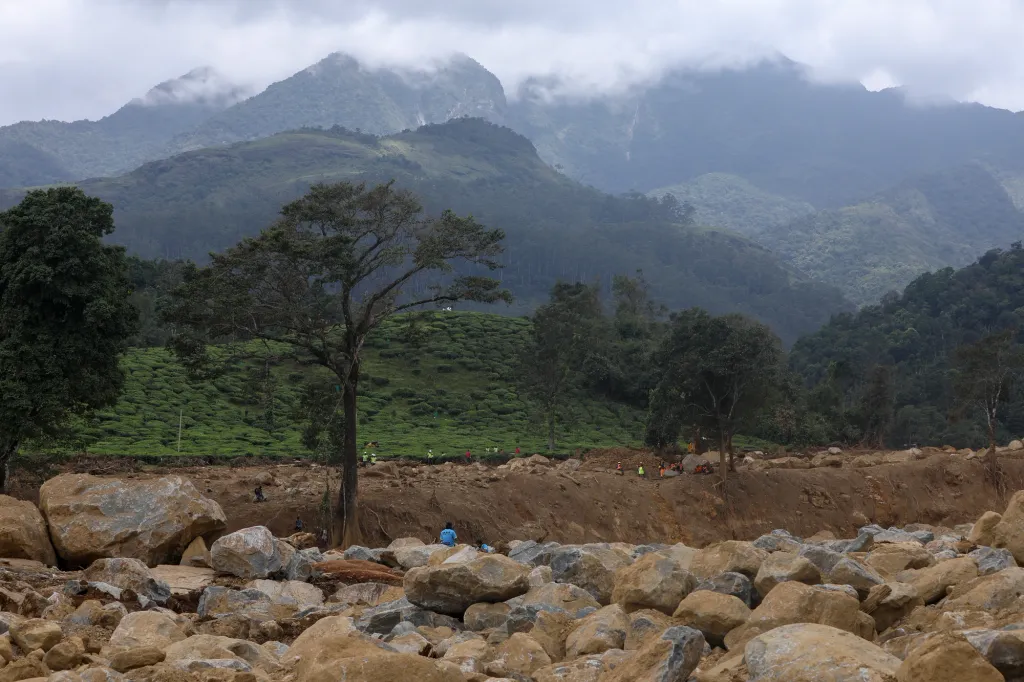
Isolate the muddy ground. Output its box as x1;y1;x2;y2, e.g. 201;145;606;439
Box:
9;448;1023;548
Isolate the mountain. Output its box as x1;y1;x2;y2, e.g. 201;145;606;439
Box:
649;173;815;236
0;67;250;184
790;244;1024;448
0;119;851;344
756;163;1024;305
506;59;1024;207
170;53;506;153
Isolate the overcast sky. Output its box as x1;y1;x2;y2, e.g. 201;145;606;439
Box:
2;0;1024;126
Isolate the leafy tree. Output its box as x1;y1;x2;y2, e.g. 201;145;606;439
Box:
647;309;783;479
953;329;1024;460
858;365;895;448
519;282;605;450
0;187;138;489
164;180;508;545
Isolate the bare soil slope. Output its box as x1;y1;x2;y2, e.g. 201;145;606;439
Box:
10;451;1021;548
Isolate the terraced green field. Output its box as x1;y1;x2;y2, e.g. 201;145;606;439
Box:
70;312;646;458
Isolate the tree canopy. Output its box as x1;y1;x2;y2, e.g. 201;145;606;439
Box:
165;180;509;545
0;187;138;488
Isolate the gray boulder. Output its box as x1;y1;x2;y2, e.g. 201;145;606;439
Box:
82;558;171;605
963;628;1024;681
970;547;1018;576
695;572;754;607
355;597;463;635
210;526;282;579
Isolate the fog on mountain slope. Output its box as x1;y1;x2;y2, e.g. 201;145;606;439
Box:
0;119;852;345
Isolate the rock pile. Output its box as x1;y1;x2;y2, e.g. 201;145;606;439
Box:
4;475;1024;680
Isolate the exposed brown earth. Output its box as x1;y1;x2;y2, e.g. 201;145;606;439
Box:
9;448;1024;550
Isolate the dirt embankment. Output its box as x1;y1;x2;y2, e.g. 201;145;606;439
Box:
10;451;1024;548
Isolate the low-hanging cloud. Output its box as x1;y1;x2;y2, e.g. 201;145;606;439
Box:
3;0;1024;125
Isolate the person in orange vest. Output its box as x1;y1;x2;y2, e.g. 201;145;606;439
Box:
659;462;666;478
616;461;623;472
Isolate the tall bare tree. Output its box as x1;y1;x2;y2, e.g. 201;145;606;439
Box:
165;181;508;546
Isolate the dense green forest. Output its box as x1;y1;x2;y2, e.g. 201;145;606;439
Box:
790;244;1024;448
757;163;1024;305
1;119;850;344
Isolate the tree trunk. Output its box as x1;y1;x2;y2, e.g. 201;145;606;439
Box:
718;431;728;483
334;365;360;549
694;427;705;455
987;407;998;453
726;433;735;471
547;412;555;451
0;439;16;493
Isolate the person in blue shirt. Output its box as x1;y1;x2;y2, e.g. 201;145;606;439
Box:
440;521;457;547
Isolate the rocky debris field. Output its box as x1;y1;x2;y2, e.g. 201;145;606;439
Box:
2;472;1024;679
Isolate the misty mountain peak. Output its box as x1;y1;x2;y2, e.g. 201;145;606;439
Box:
130;66;253;109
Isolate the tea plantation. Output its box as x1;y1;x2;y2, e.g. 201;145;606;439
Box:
69;312;646;458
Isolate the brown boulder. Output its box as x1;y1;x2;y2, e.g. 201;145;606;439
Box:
179;536;212;568
0;496;56;566
109;646;166;673
672;590;751;646
405;555;531;616
969;511;1002;546
744;623;900;681
753;551;821;598
865;543;936;578
728;582;874;651
625;609;676;650
106;611;187;652
690;541;768;580
992;491;1024;564
485;632;552;678
39;474;226;567
464;602;510;631
565;605;630;658
897;632;1003;682
9;618;62;652
895;556;978;604
611;553;697;615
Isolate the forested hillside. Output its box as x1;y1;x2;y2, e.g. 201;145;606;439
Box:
757;163;1024;304
790;244;1024;447
1;119;850;343
508;60;1024;207
0;68;249;183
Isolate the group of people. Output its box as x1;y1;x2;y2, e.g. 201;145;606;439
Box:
615;460;714;477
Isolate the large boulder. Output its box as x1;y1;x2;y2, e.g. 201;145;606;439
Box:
163;634;281;676
864;542;936;578
83;558;171;605
106;611;187;652
405;555;531;616
962;628;1024;681
245;579;324;617
625;609;676;650
486;633;552;678
753;551;821;598
729;581;873;650
969;547;1017;576
695;572;755;607
9;618;62;652
210;526;282;579
464;602;511;631
894;556;978;604
550;545;632;605
355;597;462;636
970;511;1002;546
0;496;56;566
943;566;1024;611
744;623;900;681
39;474;226;567
690;541;768;580
991;491;1024;564
565;605;630;658
828;557;885;599
672;589;750;646
898;631;1003;681
611;553;697;615
603;626;705;682
197;586;275;621
861;583;923;632
513;582;601;619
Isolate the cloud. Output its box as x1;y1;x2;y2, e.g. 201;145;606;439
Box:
2;0;1024;125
